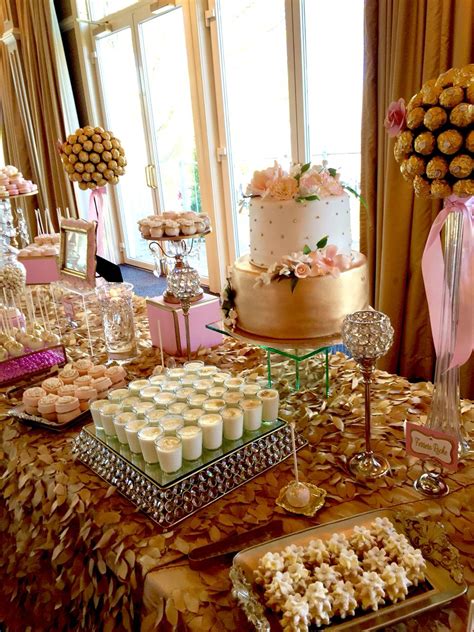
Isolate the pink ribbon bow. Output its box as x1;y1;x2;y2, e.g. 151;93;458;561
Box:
88;186;107;257
421;195;474;370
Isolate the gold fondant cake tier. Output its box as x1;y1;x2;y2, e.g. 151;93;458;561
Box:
230;254;369;340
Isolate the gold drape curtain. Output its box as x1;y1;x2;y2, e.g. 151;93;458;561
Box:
0;0;77;230
361;0;474;398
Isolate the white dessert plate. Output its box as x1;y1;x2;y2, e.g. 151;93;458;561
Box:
230;508;466;631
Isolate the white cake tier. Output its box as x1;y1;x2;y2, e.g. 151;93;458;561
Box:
249;194;352;269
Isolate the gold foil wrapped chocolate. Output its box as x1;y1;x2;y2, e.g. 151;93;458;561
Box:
414;131;435;155
413;175;431;197
435;68;456;88
449;154;473;179
405;155;425;177
439;86;464;108
466;130;474;153
467;82;474;104
406;107;425;129
394;131;414;163
400;160;414;181
431;179;452;198
453;179;474;196
407;92;423;110
450;103;474;127
421;80;442;105
437;129;463;154
426;156;449;180
424;106;447;131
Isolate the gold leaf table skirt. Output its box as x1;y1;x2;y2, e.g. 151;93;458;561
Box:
0;295;473;631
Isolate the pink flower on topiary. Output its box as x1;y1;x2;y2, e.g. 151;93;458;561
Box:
384;98;406;137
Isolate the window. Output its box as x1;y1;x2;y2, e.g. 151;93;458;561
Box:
78;0;364;288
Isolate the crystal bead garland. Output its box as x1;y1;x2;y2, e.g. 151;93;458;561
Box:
425;211;469;454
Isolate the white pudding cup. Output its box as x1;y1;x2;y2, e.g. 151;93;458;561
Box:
183;408;204;426
159;415;184;436
223;391;243;406
132;401;155;419
145;408;167;426
241;398;263;431
193;379;215;394
203;398;226;414
139;386;162;402
222;407;244;441
176;387;196;402
128;379;150;396
153;392;177;408
113;412;137;443
155;436;182;473
120;396;141;412
166;368;186;380
224;377;245;391
90;399;109;430
199;365;218;378
208;386;227;399
177;425;203;460
241;384;261;399
213;371;231;386
198;413;223;450
101;403;121;435
138;426;164;463
148;374;168;388
180;375;196;388
125;419;148;453
107;388;130;404
258;388;280;422
183;360;204;373
188;393;208;409
168;402;189;416
161;380;181;393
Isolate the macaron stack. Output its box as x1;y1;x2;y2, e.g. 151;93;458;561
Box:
22;360;127;423
0;165;38;197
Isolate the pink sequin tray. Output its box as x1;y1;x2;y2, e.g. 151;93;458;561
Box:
0;345;67;387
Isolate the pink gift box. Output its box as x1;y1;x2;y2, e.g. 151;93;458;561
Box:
147;293;223;356
20;255;60;284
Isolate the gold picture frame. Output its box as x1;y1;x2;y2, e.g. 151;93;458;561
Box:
59;219;97;288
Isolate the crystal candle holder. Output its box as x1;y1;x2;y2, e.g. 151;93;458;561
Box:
341;310;394;479
96;282;138;361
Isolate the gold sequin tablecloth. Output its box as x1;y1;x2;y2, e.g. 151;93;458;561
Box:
1;296;473;631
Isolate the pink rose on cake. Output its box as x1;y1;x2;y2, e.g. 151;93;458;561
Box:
269;176;299;201
246;161;286;197
293;262;311;278
300;169;344;197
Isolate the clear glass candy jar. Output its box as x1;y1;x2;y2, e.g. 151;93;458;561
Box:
0;248;26;298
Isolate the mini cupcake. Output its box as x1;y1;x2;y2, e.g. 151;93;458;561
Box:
37;394;59;421
75;359;94;375
162;211;179;220
55;395;81;423
88;364;107;379
42;377;63;395
23;386;46;415
149;219;164;239
179;219;197;236
74;385;98;411
59;366;80;384
181;211;198;221
57;384;76;397
164;219;180;237
105;365;127;384
138;218;151;237
194;217;206;233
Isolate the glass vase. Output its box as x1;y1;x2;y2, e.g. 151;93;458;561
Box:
425;211;468;454
96;282;137;362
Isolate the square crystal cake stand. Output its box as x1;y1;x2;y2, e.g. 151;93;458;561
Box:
72;420;306;529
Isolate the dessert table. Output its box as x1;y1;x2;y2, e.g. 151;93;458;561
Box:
0;295;473;632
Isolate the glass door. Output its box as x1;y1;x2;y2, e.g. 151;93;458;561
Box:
93;3;209;279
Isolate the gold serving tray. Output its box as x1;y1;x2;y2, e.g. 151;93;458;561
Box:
230;508;466;631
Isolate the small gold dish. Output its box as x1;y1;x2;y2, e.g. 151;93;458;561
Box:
276;481;326;517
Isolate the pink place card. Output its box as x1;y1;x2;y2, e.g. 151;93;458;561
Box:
405;421;458;472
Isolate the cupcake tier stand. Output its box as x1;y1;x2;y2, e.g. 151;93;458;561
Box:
143;230;211;360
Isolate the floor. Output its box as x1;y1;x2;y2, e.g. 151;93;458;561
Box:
120;264;212;299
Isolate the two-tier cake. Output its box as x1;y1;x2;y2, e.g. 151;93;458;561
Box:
222;163;368;341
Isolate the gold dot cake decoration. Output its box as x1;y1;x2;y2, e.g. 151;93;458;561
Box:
59;126;127;190
385;64;473;198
